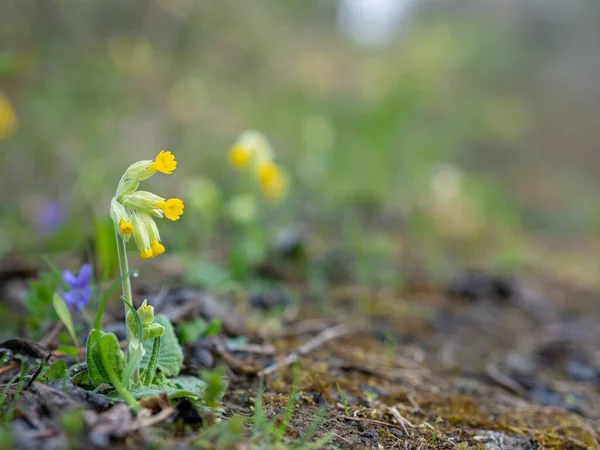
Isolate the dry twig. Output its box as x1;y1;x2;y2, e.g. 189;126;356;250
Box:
387;406;415;435
259;324;352;376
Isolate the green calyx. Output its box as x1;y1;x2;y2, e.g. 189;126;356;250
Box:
126;299;165;341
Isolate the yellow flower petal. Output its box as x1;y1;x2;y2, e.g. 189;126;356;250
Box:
140;249;154;260
119;219;133;237
157;198;184;221
151;239;165;256
150;150;177;174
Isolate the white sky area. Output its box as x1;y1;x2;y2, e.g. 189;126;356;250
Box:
338;0;418;46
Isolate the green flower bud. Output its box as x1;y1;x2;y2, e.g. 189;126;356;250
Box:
121;159;155;182
116;179;140;200
122;191;165;213
143;323;165;340
126;299;156;338
137;299;155;326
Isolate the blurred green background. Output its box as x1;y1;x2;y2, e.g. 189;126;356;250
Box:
2;0;600;281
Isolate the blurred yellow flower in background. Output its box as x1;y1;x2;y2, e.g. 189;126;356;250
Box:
0;92;17;139
227;130;273;170
256;160;288;201
228;144;252;169
229;130;289;202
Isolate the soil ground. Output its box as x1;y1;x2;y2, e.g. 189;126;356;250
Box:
1;256;599;449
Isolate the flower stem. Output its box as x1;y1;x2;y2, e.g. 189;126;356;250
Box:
142;336;161;386
114;229;139;383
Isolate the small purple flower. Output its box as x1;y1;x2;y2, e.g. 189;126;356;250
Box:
35;201;65;237
62;263;93;311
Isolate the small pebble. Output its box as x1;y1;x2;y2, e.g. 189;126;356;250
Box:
360;430;378;440
565;359;598;382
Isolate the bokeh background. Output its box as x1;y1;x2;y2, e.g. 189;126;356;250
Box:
2;0;600;283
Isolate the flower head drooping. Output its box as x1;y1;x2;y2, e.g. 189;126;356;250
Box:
62;263;93;311
111;150;183;259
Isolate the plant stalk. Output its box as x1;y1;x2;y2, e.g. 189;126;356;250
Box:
142;336;161;386
115;229;139;382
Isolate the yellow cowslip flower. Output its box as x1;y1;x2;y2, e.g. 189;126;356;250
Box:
255;160;287;201
131;212;165;259
120;219;134;237
0;92;17;140
227;130;273;170
122;191;184;221
122;191;165;216
111;150;183;259
150;150;177;174
110;198;134;240
156;198;184;221
121;150;177;183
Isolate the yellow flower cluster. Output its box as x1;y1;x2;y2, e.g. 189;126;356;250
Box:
0;92;17;140
227;130;288;201
110;150;184;259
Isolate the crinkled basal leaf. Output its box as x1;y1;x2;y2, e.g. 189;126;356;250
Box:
90;332;125;385
140;315;182;377
171;375;209;396
124;376;207;400
85;329;105;384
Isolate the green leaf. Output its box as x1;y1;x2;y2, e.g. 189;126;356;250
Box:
185;260;231;289
56;346;79;359
89;332;125;385
97;340;137;408
85;329;105;384
200;368;228;408
202;319;221;338
126;375;207;400
52;293;79;347
45;359;66;380
171;375;208;396
178;318;221;344
140;315;183;377
94;216;119;282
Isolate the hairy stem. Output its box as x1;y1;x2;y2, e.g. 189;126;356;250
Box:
142;336;161;386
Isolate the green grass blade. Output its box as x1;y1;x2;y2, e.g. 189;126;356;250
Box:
52;293;79;348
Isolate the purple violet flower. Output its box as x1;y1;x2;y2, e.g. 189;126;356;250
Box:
62;263;93;311
35;201;65;237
